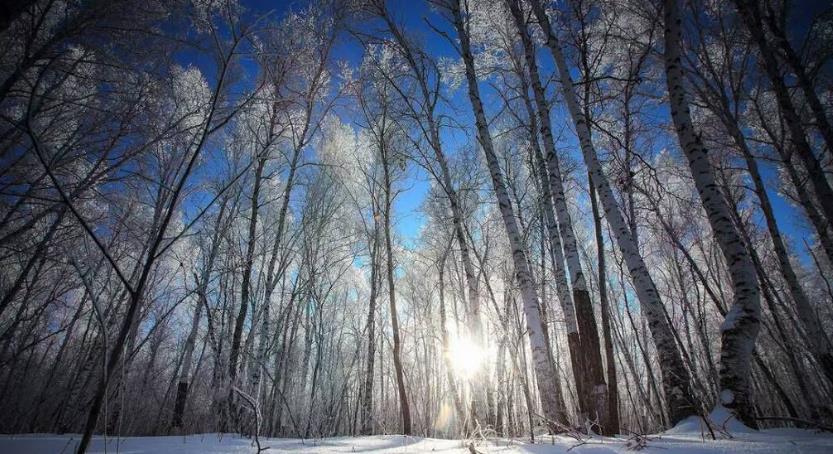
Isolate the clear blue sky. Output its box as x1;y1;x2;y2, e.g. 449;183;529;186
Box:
235;0;816;262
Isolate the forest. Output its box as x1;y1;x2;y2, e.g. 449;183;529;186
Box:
0;0;832;453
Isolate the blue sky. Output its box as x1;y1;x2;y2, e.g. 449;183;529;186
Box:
233;0;816;263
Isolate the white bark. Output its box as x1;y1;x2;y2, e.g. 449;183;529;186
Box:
510;32;578;335
448;0;563;430
705;77;833;386
664;0;760;426
731;0;833;227
528;0;696;426
250;301;270;397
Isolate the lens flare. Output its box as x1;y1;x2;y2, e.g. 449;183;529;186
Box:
447;335;492;379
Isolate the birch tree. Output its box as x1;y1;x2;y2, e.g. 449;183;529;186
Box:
663;0;761;426
436;0;567;431
528;0;697;426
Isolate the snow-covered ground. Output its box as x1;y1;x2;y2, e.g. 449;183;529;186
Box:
2;426;832;454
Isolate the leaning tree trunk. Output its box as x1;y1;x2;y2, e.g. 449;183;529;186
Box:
731;0;833;227
172;301;203;429
249;294;270;406
448;0;565;431
70;45;235;447
529;0;697;427
172;197;229;429
377;10;486;425
664;0;760;427
506;0;587;428
525;107;577;428
780;151;833;265
506;0;611;432
748;95;833;265
760;2;833;160
721;103;833;386
0;207;64;319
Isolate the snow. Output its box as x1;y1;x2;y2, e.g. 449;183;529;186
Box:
718;390;735;407
666;405;756;436
1;428;831;454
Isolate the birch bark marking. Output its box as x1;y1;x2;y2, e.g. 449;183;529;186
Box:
589;174;620;433
446;0;563;431
663;0;760;427
521;85;576;426
528;0;696;426
506;0;611;432
722;105;833;386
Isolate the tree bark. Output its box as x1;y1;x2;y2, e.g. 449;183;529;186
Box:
373;7;486;425
529;0;696;427
760;1;833;160
590;177;620;434
737;128;833;386
228;156;267;430
506;0;589;428
664;0;761;426
447;0;568;431
172;197;229;429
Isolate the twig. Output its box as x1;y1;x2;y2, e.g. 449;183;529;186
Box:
754;416;833;432
231;386;269;453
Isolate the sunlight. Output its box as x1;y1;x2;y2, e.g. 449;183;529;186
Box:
447;335;493;380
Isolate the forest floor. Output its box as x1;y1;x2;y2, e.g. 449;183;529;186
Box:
2;424;832;454
2;410;831;454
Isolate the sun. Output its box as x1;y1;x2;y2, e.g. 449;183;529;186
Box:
447;335;492;379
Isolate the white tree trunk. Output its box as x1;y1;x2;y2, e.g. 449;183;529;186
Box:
713;86;833;387
507;0;616;432
664;0;761;426
529;0;696;426
360;225;380;434
250;301;269;398
448;0;564;430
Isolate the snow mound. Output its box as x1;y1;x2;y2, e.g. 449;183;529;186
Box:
707;406;756;434
665;406;754;436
